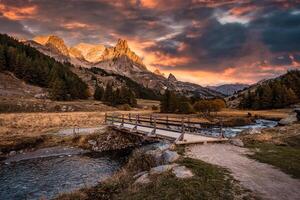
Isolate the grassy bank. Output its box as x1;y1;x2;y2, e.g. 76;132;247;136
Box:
57;150;255;200
247;143;300;179
240;124;300;179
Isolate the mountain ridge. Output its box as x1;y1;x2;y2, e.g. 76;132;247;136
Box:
27;34;223;98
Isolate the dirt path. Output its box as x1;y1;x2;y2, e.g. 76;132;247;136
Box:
186;144;300;200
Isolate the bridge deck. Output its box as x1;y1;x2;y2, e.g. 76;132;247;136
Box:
110;120;228;145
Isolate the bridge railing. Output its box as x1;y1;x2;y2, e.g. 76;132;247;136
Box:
104;113;225;138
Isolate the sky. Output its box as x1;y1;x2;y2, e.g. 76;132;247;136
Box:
0;0;300;86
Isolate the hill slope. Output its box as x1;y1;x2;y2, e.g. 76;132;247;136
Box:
226;70;300;109
0;33;89;100
208;84;249;96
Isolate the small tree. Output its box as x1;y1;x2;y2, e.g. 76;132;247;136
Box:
94;84;104;101
178;101;194;114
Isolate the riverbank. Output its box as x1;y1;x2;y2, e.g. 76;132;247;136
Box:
238;123;300;178
56;145;256;200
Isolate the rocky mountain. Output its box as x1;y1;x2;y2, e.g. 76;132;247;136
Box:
72;43;106;62
153;69;164;77
25;35;223;99
168;73;177;82
208;84;249;96
33;35;70;57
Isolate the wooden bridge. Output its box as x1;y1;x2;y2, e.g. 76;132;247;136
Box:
105;114;228;145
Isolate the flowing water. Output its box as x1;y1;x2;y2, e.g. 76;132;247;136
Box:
197;119;277;138
0;147;129;200
0;119;277;200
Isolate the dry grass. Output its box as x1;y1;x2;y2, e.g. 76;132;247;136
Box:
0;110;153;151
218;108;290;120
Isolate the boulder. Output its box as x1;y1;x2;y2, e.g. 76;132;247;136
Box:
295;108;300;121
229;138;244;147
157;143;171;151
278;113;298;126
88;140;97;146
150;164;178;175
134;173;150;184
172;166;194;178
9;151;16;156
162;150;179;163
133;171;148;179
145;149;163;164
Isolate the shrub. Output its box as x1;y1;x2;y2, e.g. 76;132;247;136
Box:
194;99;225;116
178;102;194;114
152;105;159;111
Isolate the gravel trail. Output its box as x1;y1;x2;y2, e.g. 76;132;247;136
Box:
186;144;300;200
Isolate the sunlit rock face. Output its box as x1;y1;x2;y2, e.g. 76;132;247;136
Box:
99;39;146;70
153;69;164;77
168;73;177;82
69;47;85;60
33;35;70;57
72;43;106;63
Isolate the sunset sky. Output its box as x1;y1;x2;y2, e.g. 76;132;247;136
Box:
1;0;300;86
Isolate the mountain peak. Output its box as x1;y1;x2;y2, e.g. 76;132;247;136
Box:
168;73;177;82
154;69;164;76
33;35;69;57
115;39;129;51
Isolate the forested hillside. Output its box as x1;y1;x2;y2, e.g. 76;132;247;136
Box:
239;70;300;109
0;34;89;100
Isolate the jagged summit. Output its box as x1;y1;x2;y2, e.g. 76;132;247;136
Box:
33;35;69;57
168;73;177;82
154;69;164;76
99;38;146;69
115;39;129;51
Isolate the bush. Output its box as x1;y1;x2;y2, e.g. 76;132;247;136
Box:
178;102;194;114
152;105;159;111
194;99;225;116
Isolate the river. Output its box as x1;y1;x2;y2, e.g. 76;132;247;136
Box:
0;147;129;200
0;119;277;200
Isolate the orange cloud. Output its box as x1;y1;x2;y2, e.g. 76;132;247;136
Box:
228;5;257;16
139;0;159;9
0;3;37;20
63;22;91;29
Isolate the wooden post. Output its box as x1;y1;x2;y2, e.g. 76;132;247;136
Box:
220;119;224;138
181;117;185;133
134;114;138;129
104;113;107;124
150;115;153;125
151;116;156;135
187;117;190;132
129;113;132;122
137;114;140;124
166;116;169;128
111;114;114;125
121;114;124;127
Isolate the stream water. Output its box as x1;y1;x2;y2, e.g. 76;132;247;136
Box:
0;119;277;200
0;148;129;200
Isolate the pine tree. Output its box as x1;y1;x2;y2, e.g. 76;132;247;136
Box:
49;78;68;100
0;45;6;70
286;88;298;105
103;82;113;103
94;84;104;101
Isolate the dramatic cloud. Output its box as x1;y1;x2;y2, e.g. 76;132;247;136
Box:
0;0;300;85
